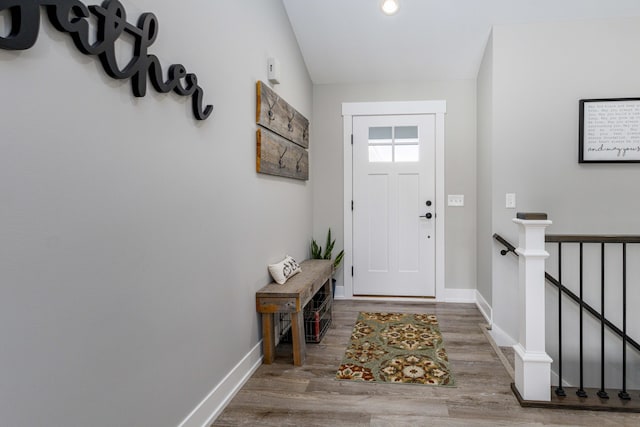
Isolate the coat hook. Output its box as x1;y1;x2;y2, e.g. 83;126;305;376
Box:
287;107;295;132
296;152;304;172
278;146;288;168
267;93;279;121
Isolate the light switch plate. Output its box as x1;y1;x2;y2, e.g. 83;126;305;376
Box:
448;194;464;207
506;193;516;209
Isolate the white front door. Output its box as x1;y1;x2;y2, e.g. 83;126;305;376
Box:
352;114;436;297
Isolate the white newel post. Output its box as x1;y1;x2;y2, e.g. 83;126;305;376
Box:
512;213;553;401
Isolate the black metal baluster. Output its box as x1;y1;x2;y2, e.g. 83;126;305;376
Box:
576;243;587;398
619;243;630;400
556;242;566;397
597;242;609;399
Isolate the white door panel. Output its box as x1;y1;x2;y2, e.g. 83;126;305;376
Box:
367;174;389;272
353;114;435;297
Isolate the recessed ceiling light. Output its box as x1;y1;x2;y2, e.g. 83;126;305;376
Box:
381;0;399;15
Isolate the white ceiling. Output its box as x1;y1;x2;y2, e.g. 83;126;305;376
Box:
282;0;640;85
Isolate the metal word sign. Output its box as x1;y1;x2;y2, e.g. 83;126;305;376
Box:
0;0;213;121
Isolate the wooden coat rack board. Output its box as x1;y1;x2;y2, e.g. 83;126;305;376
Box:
256;81;309;180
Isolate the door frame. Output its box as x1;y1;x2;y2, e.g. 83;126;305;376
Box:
341;101;446;301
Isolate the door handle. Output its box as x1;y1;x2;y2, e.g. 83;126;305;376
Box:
419;213;433;219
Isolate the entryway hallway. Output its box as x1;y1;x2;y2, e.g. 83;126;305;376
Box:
213;300;637;426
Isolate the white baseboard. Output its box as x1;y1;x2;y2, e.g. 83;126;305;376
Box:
443;288;476;303
178;341;263;427
475;290;492;324
488;322;517;347
334;285;346;299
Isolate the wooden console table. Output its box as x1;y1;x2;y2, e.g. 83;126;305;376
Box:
255;259;332;366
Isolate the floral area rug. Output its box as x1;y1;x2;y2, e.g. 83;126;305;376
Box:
336;312;455;386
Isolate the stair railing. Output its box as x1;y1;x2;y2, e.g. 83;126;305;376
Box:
494;226;640;402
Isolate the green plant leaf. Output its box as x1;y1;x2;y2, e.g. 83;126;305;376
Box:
324;239;335;259
333;250;344;270
311;239;322;259
312;229;344;269
323;228;336;259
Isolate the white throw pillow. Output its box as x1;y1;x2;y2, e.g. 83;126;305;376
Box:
268;255;301;284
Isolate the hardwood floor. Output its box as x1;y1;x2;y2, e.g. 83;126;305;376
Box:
213;301;639;426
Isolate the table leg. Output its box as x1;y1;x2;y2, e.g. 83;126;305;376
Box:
261;313;275;364
291;310;306;366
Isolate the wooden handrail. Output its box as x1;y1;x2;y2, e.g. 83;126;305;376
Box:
492;233;640;355
546;235;640;244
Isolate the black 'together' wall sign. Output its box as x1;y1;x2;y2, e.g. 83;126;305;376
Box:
0;0;213;121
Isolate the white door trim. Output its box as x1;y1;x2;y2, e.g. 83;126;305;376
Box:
342;101;446;301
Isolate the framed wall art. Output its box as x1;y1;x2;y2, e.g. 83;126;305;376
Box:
579;98;640;163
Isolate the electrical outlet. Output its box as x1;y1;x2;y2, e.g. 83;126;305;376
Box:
448;194;464;207
506;193;516;209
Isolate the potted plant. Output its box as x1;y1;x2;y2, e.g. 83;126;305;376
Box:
311;228;344;296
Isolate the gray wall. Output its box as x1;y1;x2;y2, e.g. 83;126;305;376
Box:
476;33;494;307
0;1;312;426
312;81;477;292
483;17;640;341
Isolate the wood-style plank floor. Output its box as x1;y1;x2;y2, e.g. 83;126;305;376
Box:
213;300;639;426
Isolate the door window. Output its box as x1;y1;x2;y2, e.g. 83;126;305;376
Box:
368;125;419;162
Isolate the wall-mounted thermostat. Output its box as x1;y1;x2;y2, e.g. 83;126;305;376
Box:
268;57;281;84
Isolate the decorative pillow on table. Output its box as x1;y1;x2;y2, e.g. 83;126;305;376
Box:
268;255;301;284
